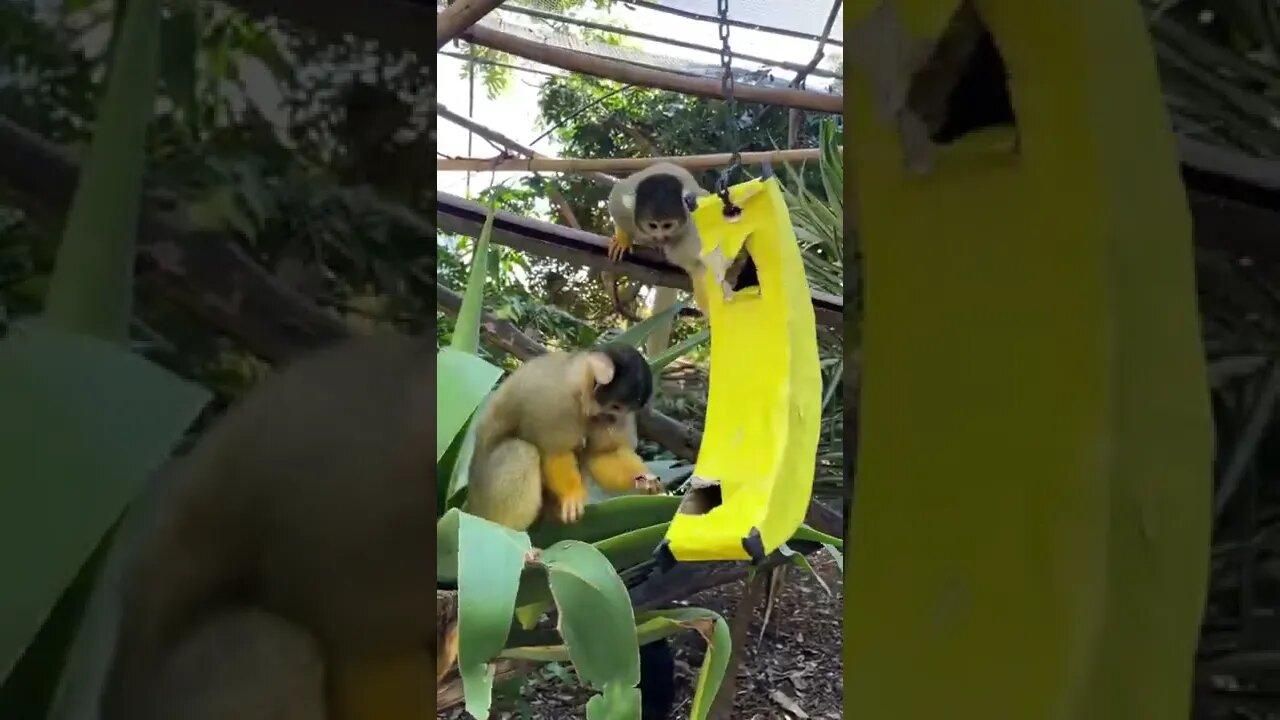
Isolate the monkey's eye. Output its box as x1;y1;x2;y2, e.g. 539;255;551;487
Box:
660;220;677;232
642;221;660;232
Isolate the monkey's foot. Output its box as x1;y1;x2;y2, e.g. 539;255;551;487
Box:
557;490;588;524
634;474;663;494
607;234;632;263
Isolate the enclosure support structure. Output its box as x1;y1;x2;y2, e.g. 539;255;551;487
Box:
844;1;1211;718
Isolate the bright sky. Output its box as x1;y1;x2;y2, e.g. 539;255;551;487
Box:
435;3;841;200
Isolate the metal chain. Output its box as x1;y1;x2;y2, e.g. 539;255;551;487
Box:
715;0;742;217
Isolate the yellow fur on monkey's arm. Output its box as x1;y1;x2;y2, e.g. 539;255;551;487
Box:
586;446;662;494
543;451;589;523
607;227;632;262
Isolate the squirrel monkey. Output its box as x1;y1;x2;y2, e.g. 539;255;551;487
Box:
53;334;441;720
466;343;659;529
607;162;713;311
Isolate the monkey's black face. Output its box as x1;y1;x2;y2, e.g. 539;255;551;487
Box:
592;343;653;413
637;215;685;241
633;173;691;244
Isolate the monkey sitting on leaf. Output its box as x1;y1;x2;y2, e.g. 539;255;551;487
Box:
607;162;714;312
466;343;663;529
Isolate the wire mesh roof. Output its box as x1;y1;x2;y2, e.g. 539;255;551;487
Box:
621;0;844;43
474;13;842;94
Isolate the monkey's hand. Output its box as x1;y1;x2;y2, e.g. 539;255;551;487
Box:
607;229;632;263
543;451;589;524
586;447;660;495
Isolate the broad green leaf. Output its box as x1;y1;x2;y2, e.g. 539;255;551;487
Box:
437;429;465;517
527;495;680;549
504;607;733;718
778;543;831;596
541;541;640;699
452;202;498;355
823;543;844;573
435;347;501;463
592;523;669;572
9;521;119;720
633;608;732;720
513;521;671;629
437;509;462;582
791;525;843;550
586;682;642;720
502;606;729;662
457;512;533;720
649;328;709;371
609;301;689;349
446;414;480;503
42;0;161;342
0;320;210;679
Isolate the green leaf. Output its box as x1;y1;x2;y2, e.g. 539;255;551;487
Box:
0;320;210;678
457;512;533;720
452;202;498;355
437;429;465;517
778;543;831;596
437;509;462;582
609;300;689;349
591;523;669;572
435;347;502;463
791;524;843;550
42;0;162;342
541;541;640;700
527;495;680;549
445;413;479;504
823;543;844;573
586;682;642;720
649;328;709;371
633;608;732;720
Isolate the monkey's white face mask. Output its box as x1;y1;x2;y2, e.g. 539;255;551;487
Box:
622;193;699;244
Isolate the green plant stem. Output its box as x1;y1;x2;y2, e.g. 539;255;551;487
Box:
42;0;162;343
451;202;497;355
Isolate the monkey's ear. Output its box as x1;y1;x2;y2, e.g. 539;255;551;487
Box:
583;351;616;386
683;193;698;212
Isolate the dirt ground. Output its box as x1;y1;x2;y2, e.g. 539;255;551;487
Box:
439;552;844;720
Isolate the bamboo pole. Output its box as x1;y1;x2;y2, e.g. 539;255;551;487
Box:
436;104;618;185
459;24;844;114
436;146;836;173
436;0;508;50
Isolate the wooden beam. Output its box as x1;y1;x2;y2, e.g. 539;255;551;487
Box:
459;23;844;114
436;103;618;186
435;190;846;328
436;146;834;173
495;3;841;79
437;0;508;50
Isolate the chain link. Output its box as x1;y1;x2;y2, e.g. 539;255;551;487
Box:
715;0;742;216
